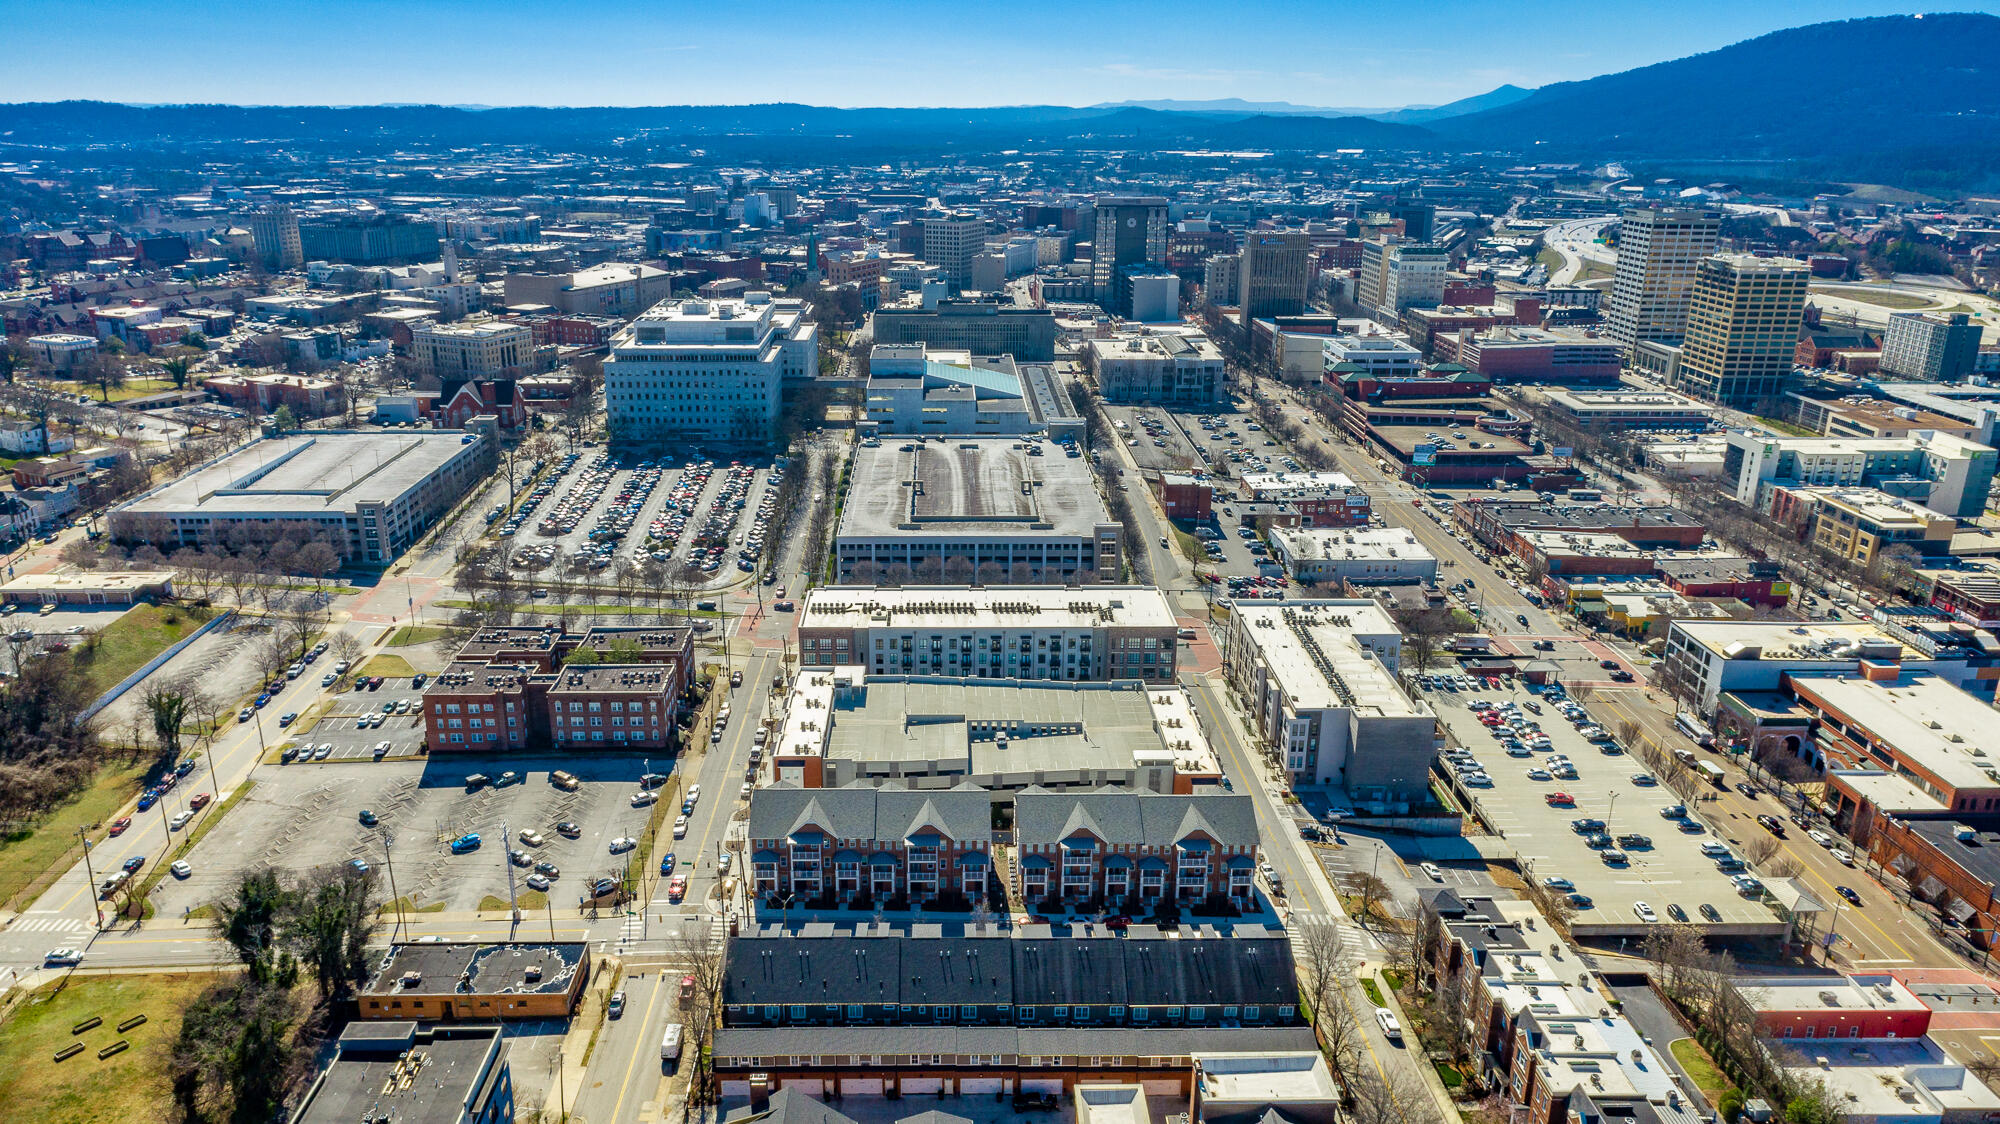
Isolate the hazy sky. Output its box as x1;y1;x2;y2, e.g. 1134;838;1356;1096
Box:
3;1;1990;109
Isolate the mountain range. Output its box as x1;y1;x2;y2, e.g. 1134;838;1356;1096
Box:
2;15;1997;187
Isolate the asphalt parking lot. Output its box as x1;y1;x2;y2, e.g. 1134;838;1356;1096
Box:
496;450;783;589
152;756;672;916
1427;681;1784;934
279;676;429;761
1;603;136;658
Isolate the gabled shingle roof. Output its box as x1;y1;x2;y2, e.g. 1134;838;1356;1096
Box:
1014;792;1256;850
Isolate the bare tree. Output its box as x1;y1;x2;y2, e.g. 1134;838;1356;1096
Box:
1341;869;1393;925
671;921;727;1105
1294;916;1367;1101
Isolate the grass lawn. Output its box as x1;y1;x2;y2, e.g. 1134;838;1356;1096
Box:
386;625;447;647
1360;978;1386;1006
1755;416;1819;438
477;891;550;912
1670;1037;1736;1102
69;604;215;698
1816;286;1935;310
1173;528;1203;561
0;971;219;1124
1382;969;1405;992
1535;248;1564;272
1435;1061;1465;1089
376;895;446;918
358;654;417;679
45;376;181;404
0;759;151;910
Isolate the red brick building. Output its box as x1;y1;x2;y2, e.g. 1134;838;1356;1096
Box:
746;786;993;906
422;625;693;752
1158;473;1213;521
426;379;525;431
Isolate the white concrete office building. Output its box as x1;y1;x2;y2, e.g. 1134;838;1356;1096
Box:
1269;526;1439;585
1605;208;1722;348
603;292;817;446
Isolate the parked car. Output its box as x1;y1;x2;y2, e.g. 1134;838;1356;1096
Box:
1376;1010;1403;1039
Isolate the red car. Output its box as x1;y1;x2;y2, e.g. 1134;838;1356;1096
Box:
108;817;132;837
667;875;687;902
1545;791;1576;806
1103;915;1132;930
189;793;212;811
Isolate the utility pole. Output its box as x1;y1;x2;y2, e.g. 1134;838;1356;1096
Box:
77;828;103;931
383;831;407;944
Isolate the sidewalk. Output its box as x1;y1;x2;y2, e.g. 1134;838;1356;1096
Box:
1372;965;1464;1124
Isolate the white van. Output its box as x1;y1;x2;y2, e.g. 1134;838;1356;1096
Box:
660;1022;684;1063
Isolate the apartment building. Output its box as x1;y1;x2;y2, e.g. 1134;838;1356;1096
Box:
246;204;304;270
1084;330;1227;406
721;931;1300;1032
1767;486;1957;564
745;785;993;906
798;586;1179;682
603;292;818;446
412;320;533;378
923;212;985;288
1881;311;1983;382
1604;208;1721;348
1223;600;1436;798
1012;791;1259;908
1238;472;1372;527
422;625;693;751
766;668;1219;793
1723;430;1998;520
1671;254;1809;408
546;664;678;749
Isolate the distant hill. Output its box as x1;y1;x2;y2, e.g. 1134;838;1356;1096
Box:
1372;84;1532;124
1435;13;2000;173
1093;97;1409;117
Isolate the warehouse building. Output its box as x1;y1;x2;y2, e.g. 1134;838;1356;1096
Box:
109;431;491;564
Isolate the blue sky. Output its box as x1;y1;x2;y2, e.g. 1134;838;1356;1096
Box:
3;1;1991;108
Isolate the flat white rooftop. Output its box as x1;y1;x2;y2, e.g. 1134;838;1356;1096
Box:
1232;601;1421;717
1793;675;2000;793
1739;973;1928;1014
119;432;479;517
838;439;1110;540
1273;526;1436;563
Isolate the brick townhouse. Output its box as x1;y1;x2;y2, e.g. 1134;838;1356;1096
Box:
746;785;993;906
1012;791;1259;909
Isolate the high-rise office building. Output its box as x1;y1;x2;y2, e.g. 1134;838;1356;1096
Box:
922;212;985;289
1091;195;1169;314
1673;254;1808;408
246;205;303;270
1605;207;1722;348
1237;230;1312;328
1357;241;1447;320
1880;311;1983;381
